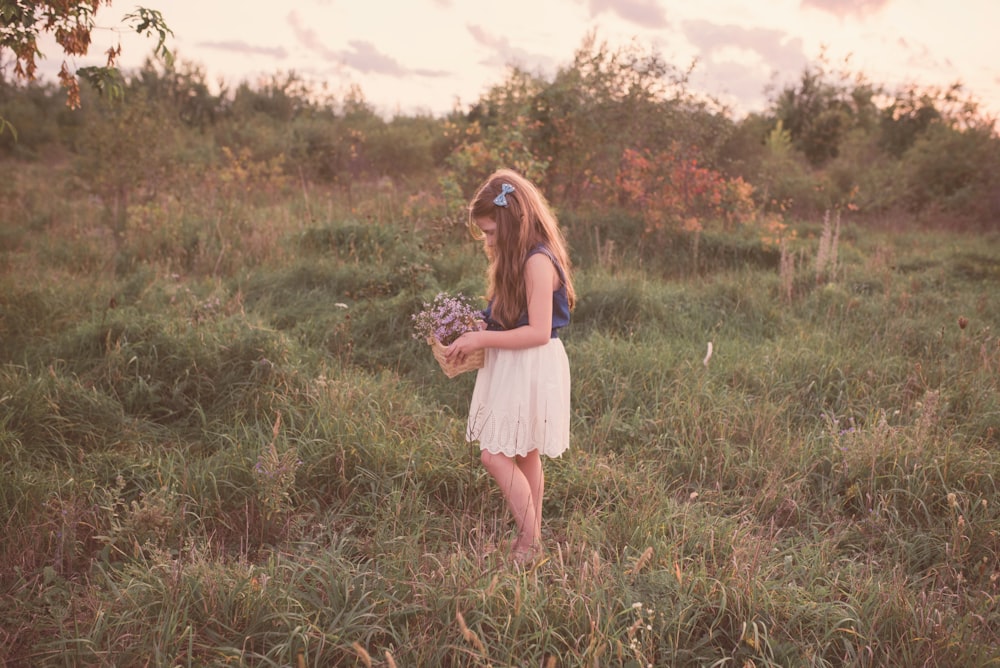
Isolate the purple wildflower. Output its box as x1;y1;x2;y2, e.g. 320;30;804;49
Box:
412;292;480;345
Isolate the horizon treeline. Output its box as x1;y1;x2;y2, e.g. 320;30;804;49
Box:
2;35;999;231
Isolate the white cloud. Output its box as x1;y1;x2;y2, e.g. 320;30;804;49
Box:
584;0;669;28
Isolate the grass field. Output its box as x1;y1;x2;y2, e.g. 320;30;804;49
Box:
1;164;999;666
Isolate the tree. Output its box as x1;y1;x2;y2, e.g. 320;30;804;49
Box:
879;96;939;159
754;119;822;216
900;122;1000;223
771;56;881;168
1;0;171;134
71;83;183;246
442;66;550;206
536;35;709;204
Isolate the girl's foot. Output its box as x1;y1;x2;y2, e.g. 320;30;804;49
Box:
510;541;543;566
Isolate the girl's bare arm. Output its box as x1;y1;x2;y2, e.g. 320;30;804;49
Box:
445;253;556;358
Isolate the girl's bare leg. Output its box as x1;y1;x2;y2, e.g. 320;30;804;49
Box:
480;450;538;555
515;450;544;545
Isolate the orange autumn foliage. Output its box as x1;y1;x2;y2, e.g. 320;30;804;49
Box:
615;145;756;239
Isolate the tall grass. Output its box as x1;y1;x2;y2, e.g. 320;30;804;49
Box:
1;161;998;666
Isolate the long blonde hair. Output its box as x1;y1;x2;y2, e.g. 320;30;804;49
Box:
468;169;575;329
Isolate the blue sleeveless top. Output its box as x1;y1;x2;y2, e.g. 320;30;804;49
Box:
482;245;570;338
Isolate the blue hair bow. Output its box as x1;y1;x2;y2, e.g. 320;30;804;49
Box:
493;183;515;207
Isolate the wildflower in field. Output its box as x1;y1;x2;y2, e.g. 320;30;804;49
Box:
411;292;482;345
253;415;300;520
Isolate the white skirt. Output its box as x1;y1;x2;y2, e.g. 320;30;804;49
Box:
465;338;571;458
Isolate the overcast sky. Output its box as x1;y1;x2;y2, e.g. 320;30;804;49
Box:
31;0;1000;120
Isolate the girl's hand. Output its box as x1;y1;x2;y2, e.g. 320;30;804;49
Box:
445;331;481;363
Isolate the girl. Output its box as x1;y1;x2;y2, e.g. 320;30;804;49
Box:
445;169;575;565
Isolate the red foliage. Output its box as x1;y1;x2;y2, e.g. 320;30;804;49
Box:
615;145;754;237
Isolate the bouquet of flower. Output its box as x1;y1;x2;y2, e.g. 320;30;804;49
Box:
412;292;485;377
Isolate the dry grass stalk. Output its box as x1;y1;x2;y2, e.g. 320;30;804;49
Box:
815;209;842;284
455;610;486;654
779;237;795;302
628;546;654;574
484;573;499;597
351;642;372;668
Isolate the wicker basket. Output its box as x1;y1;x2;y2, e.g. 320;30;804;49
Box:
428;337;484;378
